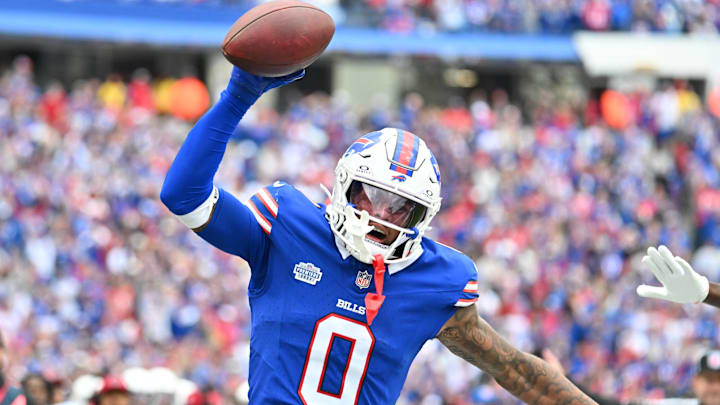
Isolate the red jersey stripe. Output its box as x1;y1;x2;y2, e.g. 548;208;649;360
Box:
247;200;272;234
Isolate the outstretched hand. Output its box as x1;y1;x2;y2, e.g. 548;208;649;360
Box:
636;245;709;304
226;66;305;100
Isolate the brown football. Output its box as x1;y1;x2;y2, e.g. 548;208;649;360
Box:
222;0;335;77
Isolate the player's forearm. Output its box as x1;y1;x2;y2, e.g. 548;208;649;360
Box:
160;89;254;215
704;281;720;308
493;353;597;405
437;306;596;405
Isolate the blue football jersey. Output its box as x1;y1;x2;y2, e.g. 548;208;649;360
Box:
197;182;479;405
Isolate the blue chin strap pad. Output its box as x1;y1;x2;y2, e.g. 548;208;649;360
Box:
409;227;419;238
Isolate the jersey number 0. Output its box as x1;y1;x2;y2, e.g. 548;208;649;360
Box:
298;314;375;405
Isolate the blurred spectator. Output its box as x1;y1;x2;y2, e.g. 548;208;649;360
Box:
186;391;203;405
38;83;67;133
127;69;154;113
97;74;126;113
21;374;50;405
0;335;26;405
93;377;130;405
184;386;224;405
168;77;210;120
582;0;611;31
47;378;65;405
695;351;720;405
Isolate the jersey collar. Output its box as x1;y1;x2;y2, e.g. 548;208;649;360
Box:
333;234;423;275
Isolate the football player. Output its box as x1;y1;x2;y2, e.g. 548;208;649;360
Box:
160;67;596;404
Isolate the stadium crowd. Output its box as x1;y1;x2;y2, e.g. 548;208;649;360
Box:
3;55;720;404
342;0;720;33
94;0;720;34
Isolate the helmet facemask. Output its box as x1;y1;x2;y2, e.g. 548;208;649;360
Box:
347;181;426;247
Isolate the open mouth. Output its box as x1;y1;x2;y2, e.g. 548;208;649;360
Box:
367;227;387;243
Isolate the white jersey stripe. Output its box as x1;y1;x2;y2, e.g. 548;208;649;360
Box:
454;298;478;307
463;281;478;294
257;188;278;218
246;200;272;234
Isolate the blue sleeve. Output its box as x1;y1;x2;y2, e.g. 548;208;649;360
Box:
453;256;479;307
196;183;285;286
195;188;270;268
159;89;255;215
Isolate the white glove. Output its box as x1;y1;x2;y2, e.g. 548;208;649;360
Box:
636;245;709;304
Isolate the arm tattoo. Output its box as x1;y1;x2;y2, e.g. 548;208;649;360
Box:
437;305;596;405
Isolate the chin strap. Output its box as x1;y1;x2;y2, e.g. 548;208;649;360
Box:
364;254;387;326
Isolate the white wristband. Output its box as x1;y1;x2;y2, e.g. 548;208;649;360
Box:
175;186;219;229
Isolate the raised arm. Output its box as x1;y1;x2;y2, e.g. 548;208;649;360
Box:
437;305;597;405
159;67;304;231
159;68;303;261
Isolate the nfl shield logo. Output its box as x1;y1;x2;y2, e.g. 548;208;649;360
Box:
355;270;372;289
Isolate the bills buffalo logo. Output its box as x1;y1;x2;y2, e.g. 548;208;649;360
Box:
343;131;383;157
355;270;372;289
392;175;407;182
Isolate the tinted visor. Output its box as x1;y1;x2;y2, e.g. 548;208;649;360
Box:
348;181;426;228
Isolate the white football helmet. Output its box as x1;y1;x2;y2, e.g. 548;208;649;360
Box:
325;128;442;264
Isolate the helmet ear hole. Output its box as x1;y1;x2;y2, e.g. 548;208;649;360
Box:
337;168;348;183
